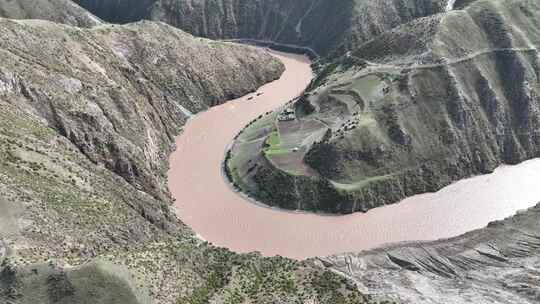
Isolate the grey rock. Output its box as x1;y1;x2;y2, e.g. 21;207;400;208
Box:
316;203;540;303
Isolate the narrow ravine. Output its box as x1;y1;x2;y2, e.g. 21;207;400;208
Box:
168;49;540;259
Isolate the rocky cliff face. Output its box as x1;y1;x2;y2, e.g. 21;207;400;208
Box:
75;0;448;57
231;0;540;214
0;18;284;203
0;17;363;304
0;0;102;27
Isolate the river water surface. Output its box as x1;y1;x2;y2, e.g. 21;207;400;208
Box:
169;50;540;259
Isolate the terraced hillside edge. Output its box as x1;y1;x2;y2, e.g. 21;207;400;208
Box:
0;18;364;304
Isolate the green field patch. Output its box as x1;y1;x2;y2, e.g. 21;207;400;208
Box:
263;131;289;156
356;113;377;126
267;132;280;147
350;75;385;102
237;112;278;142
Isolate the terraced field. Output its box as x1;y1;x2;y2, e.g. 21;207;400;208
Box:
227;68;410;199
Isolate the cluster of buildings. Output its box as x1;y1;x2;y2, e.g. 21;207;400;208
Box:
278;107;296;121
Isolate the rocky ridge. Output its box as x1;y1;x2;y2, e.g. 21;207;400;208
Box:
0;18;284;203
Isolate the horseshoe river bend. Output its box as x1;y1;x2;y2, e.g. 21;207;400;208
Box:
168;49;540;260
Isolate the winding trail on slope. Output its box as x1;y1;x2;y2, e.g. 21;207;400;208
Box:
168;49;540;260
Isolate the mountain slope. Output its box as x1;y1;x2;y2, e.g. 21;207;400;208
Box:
0;18;284;203
317;201;540;304
0;18;363;304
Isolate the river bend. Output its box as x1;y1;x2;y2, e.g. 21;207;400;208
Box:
168;50;540;259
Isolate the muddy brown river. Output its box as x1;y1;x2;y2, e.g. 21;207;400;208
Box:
169;50;540;259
